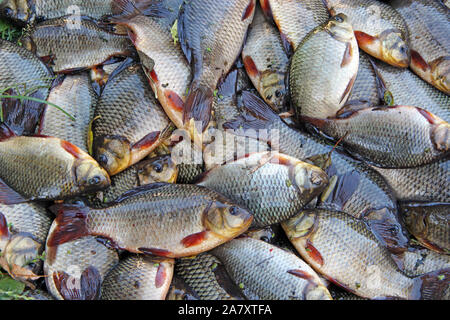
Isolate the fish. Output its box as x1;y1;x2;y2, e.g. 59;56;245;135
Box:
109;0;196;144
22;289;55;300
400;202;450;254
46;183;253;259
175;253;247;300
20;17;134;73
93;60;170;176
44;221;119;300
242;5;289;112
0;38;53;136
282;209;450;299
0;126;111;204
101;255;174;300
224;91;409;254
165;275;199;300
391;0;450;95
402;246;450;278
371;159;450;203
329;286;367;300
178;0;256;133
0;203;52;287
323;0;410;68
197;152;329;228
89;155;178;207
371;59;450;122
290;14;359;119
211;237;332;300
304;105;450;168
89;62;123;96
260;0;329;55
39;73;97;152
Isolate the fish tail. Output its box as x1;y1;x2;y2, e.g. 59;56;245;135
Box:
183;82;214;133
52;266;102;300
410;268;450;300
217;69;238;97
111;0;168;19
47;204;91;247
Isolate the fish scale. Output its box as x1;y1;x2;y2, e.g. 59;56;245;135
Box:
348;51;380;105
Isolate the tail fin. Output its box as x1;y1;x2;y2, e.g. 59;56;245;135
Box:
111;0;168;18
218;69;238;98
0;122;16;141
411;268;450;300
183;83;214;133
46;204;90;247
53;266;102;300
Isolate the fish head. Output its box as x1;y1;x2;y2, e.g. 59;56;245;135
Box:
75;159;111;193
431;57;450;94
204;202;253;238
94;136;132;176
261;71;287;110
326;14;354;42
282;211;318;240
0;0;31;23
379;29;410;68
136;155;178;185
292;163;329;196
402;207;427;237
2;233;42;275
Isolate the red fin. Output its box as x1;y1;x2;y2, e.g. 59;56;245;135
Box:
339;73;357;105
181;230;208;248
341;42;353;67
139;247;172;257
132;131;160;150
419;238;445;254
183;85;213;132
260;0;273;20
417;108;436;125
155;263;167;288
354;31;376;47
306;240;324;266
287;269;314;281
0;123;16;141
61;140;83;159
299;116;327;130
242;0;255;21
410;50;430;72
53;266;101;300
47;204;90;247
243;55;260;78
0;212;10;239
40;54;56;66
149;69;159;83
165;90;185;112
0;178;27;205
411;268;450;300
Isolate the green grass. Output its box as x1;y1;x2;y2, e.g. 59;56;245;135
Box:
0;18;23;42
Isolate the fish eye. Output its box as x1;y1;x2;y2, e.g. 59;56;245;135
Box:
261;236;270;242
275;90;282;98
98;154;108;166
334;15;344;23
2;7;13;18
89;176;102;185
229;207;240;216
153;163;163;173
399;46;406;54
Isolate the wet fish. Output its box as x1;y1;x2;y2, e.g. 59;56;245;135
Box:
371;159;450;203
242;6;289;112
403;246;450;277
391;0;450;94
39;73;97;152
259;0;329;54
282;209;450;299
290;14;359;119
178;0;256;133
20;17;133;73
101;255;174;300
175;253;247;300
89;62;122;95
93;61;170;176
305;105;450;168
224;92;408;254
22;289;55;300
400;202;450;254
197;152;329;228
0;203;52;286
323;0;410;68
0;127;111;204
110;1;195;143
372;59;450;122
47;183;253;259
0;38;53;136
166;275;199;300
44;221;119;300
89;155;178;207
211;237;332;300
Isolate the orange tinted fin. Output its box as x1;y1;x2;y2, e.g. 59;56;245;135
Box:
0;212;10;240
0;178;27;205
305;240;324;266
53;266;101;300
149;69;159;83
410;50;430;72
132;131;160;150
139;247;173;257
354;31;376;47
339;73;357;105
61;140;84;159
299;116;328;130
417;108;437;125
47;204;90;247
287;269;314;281
181;230;208;248
242;0;256;21
260;0;273;20
155;263;167;288
341;42;353;67
165;90;185;113
243;55;260;78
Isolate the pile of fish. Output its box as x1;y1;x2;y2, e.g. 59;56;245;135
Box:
0;0;449;300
